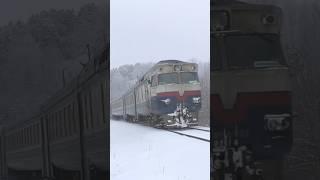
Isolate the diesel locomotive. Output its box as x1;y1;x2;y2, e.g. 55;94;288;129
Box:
111;60;202;128
211;0;292;179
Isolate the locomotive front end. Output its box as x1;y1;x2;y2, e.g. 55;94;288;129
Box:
149;60;202;128
211;1;293;178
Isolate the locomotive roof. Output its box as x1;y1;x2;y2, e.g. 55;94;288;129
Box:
157;60;186;64
119;59;197;98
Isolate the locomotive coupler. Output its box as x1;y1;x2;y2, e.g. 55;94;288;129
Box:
213;137;264;179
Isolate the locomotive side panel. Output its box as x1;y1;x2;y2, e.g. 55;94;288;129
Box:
135;79;151;118
123;90;137;121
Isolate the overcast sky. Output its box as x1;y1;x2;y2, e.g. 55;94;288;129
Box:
0;0;104;26
110;0;210;68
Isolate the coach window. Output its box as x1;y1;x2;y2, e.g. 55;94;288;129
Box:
29;127;32;145
31;125;34;145
35;124;38;144
58;111;62;138
84;94;89;129
100;83;106;124
63;107;67;137
29;127;31;145
89;90;94;129
26;128;28;145
50;114;54;140
59;110;62;137
23;129;25;145
22;130;24;146
26;127;29;145
67;105;72;136
24;128;26;145
22;128;24;146
72;102;77;133
54;112;57;140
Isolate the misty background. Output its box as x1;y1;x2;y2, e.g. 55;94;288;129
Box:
0;1;107;125
110;0;210;68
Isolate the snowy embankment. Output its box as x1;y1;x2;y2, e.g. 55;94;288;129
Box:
110;120;210;180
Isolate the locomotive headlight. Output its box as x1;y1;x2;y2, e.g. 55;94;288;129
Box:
174;65;181;71
192;97;201;104
264;114;290;131
160;98;171;105
262;15;276;25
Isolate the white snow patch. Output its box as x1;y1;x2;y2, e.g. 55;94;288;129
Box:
110;120;210;180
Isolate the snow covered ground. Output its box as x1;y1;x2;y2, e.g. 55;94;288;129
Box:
110;120;210;180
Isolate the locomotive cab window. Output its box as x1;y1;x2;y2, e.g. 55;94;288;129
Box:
180;72;199;84
225;34;285;68
158;73;178;85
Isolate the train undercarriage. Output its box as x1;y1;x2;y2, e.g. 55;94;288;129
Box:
212;129;285;180
131;104;200;128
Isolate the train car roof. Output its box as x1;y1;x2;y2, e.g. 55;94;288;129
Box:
157;60;186;64
119;59;197;99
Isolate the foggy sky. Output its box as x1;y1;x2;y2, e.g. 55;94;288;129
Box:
110;0;210;68
0;0;104;26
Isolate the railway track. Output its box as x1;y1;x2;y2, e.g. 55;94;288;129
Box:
188;127;210;132
164;129;210;142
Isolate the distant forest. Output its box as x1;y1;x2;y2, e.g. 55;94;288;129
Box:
0;3;106;124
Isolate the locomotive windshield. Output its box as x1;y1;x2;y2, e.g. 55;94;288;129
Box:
225;34;285;68
158;73;179;85
181;72;199;84
157;72;199;85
